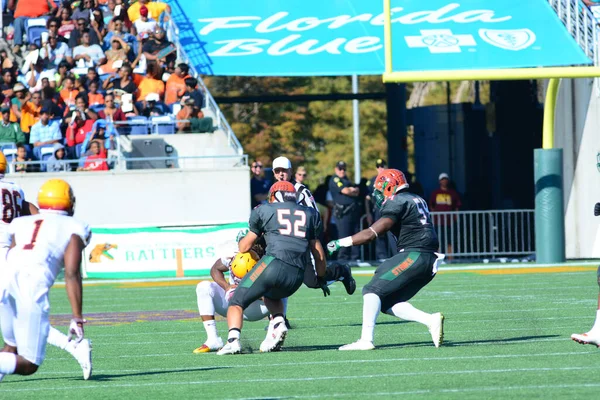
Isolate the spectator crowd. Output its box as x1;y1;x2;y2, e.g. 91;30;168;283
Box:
0;0;211;172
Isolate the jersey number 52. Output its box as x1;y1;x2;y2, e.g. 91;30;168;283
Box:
277;209;307;238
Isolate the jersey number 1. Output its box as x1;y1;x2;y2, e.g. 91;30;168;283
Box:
277;209;307;238
23;220;44;250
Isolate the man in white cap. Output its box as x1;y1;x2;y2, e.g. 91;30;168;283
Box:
271;157;356;302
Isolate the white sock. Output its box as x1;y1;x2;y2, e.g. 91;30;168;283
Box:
591;309;600;333
282;297;288;316
360;293;381;343
48;326;71;351
203;320;218;342
386;302;432;328
227;328;240;341
0;353;17;374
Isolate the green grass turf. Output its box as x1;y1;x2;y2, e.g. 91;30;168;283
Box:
2;269;600;399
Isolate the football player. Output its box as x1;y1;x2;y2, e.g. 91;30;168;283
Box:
327;169;445;350
0;179;92;381
217;181;326;355
571;202;600;347
271;156;356;297
193;242;269;353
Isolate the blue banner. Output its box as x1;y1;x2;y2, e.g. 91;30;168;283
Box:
168;0;591;76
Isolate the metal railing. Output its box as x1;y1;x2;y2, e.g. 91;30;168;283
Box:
7;154;248;173
163;5;244;155
359;209;535;262
548;0;598;65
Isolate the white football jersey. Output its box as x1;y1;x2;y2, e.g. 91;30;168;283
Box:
0;179;25;248
6;211;91;288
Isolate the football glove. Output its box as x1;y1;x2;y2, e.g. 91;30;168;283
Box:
68;318;86;343
317;277;330;297
595;202;600;217
327;240;341;255
236;229;249;243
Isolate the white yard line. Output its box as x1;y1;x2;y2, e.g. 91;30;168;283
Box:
6;365;599;392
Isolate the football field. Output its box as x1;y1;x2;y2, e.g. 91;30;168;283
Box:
2;264;600;399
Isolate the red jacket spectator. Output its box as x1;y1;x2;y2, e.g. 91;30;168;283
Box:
67;119;94;147
15;0;56;18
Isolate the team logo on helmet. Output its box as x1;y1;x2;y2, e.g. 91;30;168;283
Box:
373;169;409;209
269;181;296;203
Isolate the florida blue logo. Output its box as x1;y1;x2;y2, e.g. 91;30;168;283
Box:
479;29;536;51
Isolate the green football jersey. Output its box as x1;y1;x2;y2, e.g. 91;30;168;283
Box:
379;191;439;252
249;202;322;270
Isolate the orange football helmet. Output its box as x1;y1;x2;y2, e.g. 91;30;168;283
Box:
269;180;296;203
373;169;409;208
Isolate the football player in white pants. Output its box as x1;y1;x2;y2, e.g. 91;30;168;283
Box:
571;202;600;347
194;245;269;353
0;179;91;382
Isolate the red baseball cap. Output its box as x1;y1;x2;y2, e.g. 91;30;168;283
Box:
140;5;149;17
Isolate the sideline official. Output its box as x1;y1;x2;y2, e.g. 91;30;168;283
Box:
328;161;360;263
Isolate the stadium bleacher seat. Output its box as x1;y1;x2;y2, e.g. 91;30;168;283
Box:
126;116;149;135
26;18;48;48
90;104;105;114
151;115;175;134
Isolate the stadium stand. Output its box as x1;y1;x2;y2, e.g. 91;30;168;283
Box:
0;0;242;173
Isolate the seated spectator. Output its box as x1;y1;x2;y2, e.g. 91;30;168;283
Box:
0;105;25;144
1;70;15;99
53;60;71;90
12;0;57;54
30;107;61;160
133;6;157;41
86;119;117;151
0;51;14;72
165;63;190;105
86;68;101;90
20;92;43;137
74;76;88;94
46;142;71;172
73;31;107;69
128;0;171;23
142;27;176;68
100;37;130;74
140;93;165;117
69;18;101;48
98;93;126;122
41;86;63;117
66;109;95;154
72;0;94;22
25;58;57;93
90;8;108;40
176;98;204;133
182;77;205;109
40;32;73;69
136;63;164;101
57;6;76;39
46;18;67;44
59;77;79;108
63;94;98;125
13;142;36;173
11;83;29;122
103;64;137;95
78;140;108;171
88;82;104;106
104;17;137;53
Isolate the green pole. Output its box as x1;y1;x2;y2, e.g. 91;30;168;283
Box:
535;78;565;263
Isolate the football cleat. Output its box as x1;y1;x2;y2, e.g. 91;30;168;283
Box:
429;312;445;348
216;339;242;355
73;339;93;380
193;337;224;354
571;332;600;347
339;339;375;351
260;318;288;352
341;264;356;295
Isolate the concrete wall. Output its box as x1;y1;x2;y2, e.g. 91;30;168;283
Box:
553;78;600;258
6;168;252;227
